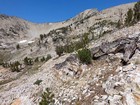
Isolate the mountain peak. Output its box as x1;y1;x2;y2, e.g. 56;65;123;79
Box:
71;8;98;22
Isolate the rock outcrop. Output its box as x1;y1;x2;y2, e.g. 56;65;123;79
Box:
91;34;140;64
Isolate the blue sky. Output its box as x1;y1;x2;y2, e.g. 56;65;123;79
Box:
0;0;138;23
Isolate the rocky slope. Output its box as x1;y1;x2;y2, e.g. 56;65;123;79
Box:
0;3;135;62
0;2;140;105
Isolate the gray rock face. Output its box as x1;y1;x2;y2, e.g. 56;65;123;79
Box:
54;54;80;77
91;35;140;64
0;15;30;40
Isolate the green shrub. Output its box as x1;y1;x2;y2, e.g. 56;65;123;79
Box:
55;46;64;56
77;48;92;64
34;79;42;86
41;57;46;62
39;88;55;105
34;57;39;62
10;61;21;72
46;54;52;61
16;44;20;50
24;57;33;65
2;62;10;68
116;20;122;28
40;34;44;40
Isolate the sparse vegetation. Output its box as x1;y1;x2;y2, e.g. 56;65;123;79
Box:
2;62;10;68
55;33;91;56
2;61;22;72
125;1;140;26
35;55;51;63
74;41;85;51
39;88;55;105
10;61;21;72
82;33;90;47
63;42;75;53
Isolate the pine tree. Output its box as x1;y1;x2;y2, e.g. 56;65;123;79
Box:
116;20;122;29
133;1;140;23
16;44;20;50
41;57;46;62
125;8;133;26
24;57;29;65
46;54;52;61
40;34;44;40
24;57;33;65
10;61;21;72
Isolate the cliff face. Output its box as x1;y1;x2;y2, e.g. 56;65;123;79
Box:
0;2;140;105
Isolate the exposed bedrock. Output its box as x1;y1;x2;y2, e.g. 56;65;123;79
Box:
91;34;140;64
